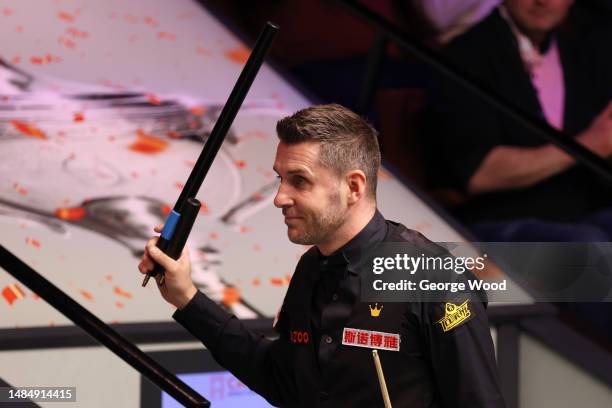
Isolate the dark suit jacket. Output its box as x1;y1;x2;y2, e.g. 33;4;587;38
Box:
433;8;612;223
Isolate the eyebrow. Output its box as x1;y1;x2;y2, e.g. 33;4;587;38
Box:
272;166;313;177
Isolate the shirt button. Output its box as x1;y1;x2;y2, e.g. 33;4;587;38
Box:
324;335;333;344
331;293;339;301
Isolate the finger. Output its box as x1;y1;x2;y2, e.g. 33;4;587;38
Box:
176;246;191;270
154;224;164;233
146;241;177;273
139;253;155;272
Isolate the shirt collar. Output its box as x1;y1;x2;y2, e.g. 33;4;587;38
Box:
316;210;387;275
499;5;557;71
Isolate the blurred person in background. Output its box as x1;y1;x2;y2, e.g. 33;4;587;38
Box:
431;0;612;341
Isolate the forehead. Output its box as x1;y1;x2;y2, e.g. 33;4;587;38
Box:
273;141;321;173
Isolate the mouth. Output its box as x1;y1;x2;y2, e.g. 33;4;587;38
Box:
284;215;302;224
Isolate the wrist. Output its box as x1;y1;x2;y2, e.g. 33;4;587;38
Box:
175;285;198;310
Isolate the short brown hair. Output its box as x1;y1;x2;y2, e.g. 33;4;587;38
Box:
276;104;381;199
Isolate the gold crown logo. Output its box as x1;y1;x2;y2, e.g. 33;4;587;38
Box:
369;303;383;317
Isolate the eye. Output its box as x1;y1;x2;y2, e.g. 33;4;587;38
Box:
292;175;306;187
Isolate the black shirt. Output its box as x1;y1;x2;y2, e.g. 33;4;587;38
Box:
311;211;388;357
173;212;505;407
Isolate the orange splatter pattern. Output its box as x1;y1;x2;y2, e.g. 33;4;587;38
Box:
124;14;138;24
221;287;241;306
129;129;168;154
80;290;94;301
235;160;246;169
147;93;161;105
161;204;172;216
105;275;113;281
66;27;89;38
199;202;209;214
58;36;76;49
25;237;41;248
57;11;75;22
30;54;62;65
13;182;28;196
143;16;159;27
113;286;133;299
252;277;261;286
188;105;206;116
224;46;251;64
115;301;125;309
73;112;84;122
55;206;86;221
195;46;211;56
2;284;25;306
157;31;176;41
11;120;47;139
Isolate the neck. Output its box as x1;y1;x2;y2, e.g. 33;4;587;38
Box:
317;203;376;256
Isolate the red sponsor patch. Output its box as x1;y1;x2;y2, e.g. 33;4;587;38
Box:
342;328;400;352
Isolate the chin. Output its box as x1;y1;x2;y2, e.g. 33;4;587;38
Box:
287;230;311;246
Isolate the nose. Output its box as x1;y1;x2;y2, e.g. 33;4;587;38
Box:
274;182;293;209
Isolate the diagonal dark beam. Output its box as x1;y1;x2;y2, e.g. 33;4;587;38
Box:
0;245;210;408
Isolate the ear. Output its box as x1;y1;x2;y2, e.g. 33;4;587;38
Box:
345;170;367;204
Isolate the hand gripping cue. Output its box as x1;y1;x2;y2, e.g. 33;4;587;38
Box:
143;22;279;287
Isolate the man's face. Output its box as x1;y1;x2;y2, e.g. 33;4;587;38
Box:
273;141;348;246
505;0;573;35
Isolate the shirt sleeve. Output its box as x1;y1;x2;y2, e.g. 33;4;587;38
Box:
173;291;297;407
422;297;506;407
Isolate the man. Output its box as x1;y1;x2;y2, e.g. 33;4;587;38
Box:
435;0;612;241
139;104;505;407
